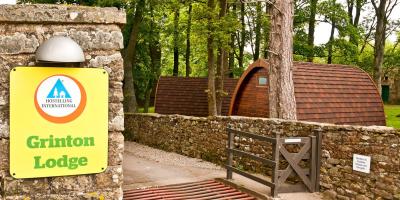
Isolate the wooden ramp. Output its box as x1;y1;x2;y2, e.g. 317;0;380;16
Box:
123;180;257;200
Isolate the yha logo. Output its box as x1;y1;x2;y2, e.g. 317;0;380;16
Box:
34;75;86;123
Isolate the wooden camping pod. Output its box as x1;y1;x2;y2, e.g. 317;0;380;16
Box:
155;59;386;126
229;59;386;126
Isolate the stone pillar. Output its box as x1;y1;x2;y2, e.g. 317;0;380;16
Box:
0;4;125;199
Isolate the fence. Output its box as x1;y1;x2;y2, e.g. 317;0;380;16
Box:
226;128;321;197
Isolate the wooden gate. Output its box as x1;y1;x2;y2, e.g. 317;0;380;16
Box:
226;128;322;197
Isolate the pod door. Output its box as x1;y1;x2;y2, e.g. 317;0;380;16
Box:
230;66;269;118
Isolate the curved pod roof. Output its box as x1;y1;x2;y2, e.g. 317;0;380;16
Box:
155;77;238;116
229;59;386;126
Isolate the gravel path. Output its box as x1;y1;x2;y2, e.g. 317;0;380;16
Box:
124;141;222;170
123;141;225;190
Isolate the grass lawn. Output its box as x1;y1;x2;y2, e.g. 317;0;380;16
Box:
137;107;155;113
384;105;400;129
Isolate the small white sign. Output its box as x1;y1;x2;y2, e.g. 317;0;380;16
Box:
284;138;302;143
353;154;371;173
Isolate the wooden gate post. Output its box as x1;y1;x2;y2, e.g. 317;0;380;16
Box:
315;132;322;192
310;135;317;192
271;133;280;197
227;128;234;179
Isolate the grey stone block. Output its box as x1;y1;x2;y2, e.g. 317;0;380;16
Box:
0;4;126;25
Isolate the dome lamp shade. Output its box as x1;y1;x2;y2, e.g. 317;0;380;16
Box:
35;36;85;63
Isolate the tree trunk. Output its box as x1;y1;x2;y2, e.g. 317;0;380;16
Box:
348;0;363;46
347;0;354;25
173;7;180;76
207;0;217;116
268;0;297;120
354;0;362;27
228;32;235;77
307;0;317;62
123;0;145;113
216;50;224;115
223;50;229;77
228;3;236;77
263;3;270;59
216;0;227;115
238;3;245;69
185;2;192;77
143;85;152;113
373;0;387;95
147;2;162;113
253;2;262;61
327;21;335;64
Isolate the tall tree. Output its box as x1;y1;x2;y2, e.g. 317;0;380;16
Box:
145;0;162;112
263;3;270;59
207;0;217;116
228;3;237;77
123;0;145;113
307;0;318;62
253;2;262;61
237;3;246;69
318;0;351;64
268;0;297;120
327;20;336;64
347;0;364;45
216;0;227;115
173;5;180;76
371;0;387;95
324;0;338;64
185;1;193;77
370;0;400;94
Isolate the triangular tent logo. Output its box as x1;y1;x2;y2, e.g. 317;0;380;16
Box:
47;79;71;99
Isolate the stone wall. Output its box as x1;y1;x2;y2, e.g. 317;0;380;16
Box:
125;113;400;200
0;4;125;199
382;69;400;104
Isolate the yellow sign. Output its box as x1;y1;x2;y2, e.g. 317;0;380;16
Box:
10;67;108;178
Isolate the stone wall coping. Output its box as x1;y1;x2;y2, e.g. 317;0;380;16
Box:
0;4;126;25
126;113;397;134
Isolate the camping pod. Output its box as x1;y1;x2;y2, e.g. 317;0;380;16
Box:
155;77;238;116
155;59;386;126
229;59;386;126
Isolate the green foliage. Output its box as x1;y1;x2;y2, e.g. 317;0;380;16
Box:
138;106;155;113
357;45;374;73
293;30;327;61
158;1;242;77
294;0;359;64
294;0;310;28
131;0;163;105
329;38;358;64
18;0;400;109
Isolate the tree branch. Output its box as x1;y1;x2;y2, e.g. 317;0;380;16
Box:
386;0;399;19
360;17;376;54
371;0;378;12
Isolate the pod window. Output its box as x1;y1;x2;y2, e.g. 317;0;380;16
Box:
258;76;267;86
